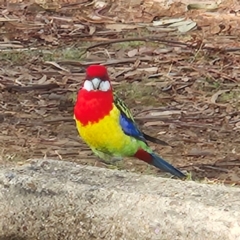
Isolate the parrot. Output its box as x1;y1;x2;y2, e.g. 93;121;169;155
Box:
74;65;186;179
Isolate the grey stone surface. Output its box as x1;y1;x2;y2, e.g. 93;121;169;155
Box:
0;159;240;240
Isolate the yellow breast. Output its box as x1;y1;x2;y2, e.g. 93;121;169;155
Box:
75;105;133;155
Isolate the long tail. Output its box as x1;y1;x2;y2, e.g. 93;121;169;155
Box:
134;149;186;179
151;153;186;179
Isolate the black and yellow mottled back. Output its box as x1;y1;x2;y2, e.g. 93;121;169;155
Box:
113;93;169;146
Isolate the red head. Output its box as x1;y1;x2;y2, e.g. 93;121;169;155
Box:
83;65;112;92
86;65;109;80
74;65;114;125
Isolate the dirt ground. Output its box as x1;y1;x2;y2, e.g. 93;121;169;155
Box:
0;0;240;184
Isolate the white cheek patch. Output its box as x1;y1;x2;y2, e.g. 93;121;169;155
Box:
83;79;111;92
83;80;93;91
99;81;111;91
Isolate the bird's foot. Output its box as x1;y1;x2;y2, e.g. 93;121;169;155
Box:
111;157;123;163
98;157;123;169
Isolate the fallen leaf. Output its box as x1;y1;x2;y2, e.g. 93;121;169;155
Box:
150;110;183;116
187;148;215;157
144;121;165;127
210;90;230;104
127;49;138;57
178;21;197;33
45;62;70;72
169;20;197;33
89;26;96;35
37;75;47;84
105;23;140;32
40;34;57;43
153;18;185;26
187;3;219;10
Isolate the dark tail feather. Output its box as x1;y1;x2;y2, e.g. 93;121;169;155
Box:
143;133;169;146
151;153;186;179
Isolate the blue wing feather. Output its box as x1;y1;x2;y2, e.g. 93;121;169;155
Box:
114;94;147;143
119;113;146;142
114;93;168;145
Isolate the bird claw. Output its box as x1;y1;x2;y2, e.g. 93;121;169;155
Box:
97;157;123;170
99;157;123;165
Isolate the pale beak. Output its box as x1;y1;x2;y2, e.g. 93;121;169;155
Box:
83;78;111;92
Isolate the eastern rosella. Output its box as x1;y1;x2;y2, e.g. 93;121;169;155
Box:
74;65;186;179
